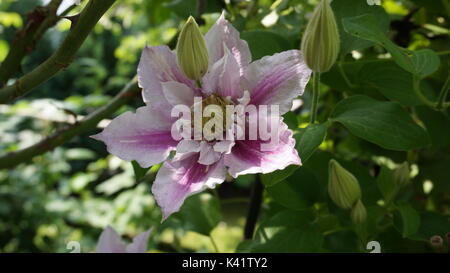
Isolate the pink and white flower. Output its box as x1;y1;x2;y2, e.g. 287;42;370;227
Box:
96;226;152;253
92;14;311;220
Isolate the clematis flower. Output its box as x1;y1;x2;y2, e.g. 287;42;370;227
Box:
92;13;311;220
95;226;152;253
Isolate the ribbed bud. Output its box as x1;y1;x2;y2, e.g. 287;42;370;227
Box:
351;199;367;225
393;162;410;188
176;16;209;80
328;159;361;209
300;0;340;72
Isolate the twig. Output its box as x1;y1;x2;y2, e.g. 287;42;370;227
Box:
436;73;450;110
243;175;263;240
0;0;116;104
0;0;63;86
0;79;139;169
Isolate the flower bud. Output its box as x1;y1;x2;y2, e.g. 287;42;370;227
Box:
430;235;443;249
300;0;340;72
176;16;209;80
393;162;410;188
351;199;367;225
328;159;361;209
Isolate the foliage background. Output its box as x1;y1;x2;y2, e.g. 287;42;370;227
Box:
0;0;449;253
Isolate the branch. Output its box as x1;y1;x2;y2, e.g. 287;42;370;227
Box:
0;0;116;104
0;0;63;86
0;79;139;169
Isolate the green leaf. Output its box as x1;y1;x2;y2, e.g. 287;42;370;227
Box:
343;14;440;78
394;204;421;238
331;0;390;54
131;161;150;182
241;30;290;60
251;210;323;253
283;111;298;130
163;0;196;18
261;123;327;187
266;167;321;210
408;49;441;78
324;230;359;253
178;193;221;236
261;165;298;188
330;95;430;151
416;106;450;147
358;62;422;106
415;212;450;241
296;123;328;162
376;166;398;202
0;40;9;62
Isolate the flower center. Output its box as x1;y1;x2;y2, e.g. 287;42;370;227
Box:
191;94;232;140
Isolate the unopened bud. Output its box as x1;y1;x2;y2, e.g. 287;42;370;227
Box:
176;16;209;80
351;199;367;224
300;0;340;72
328;159;361;209
430;235;443;248
393;162;410;188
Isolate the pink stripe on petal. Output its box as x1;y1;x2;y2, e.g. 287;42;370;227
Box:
92;106;178;168
244;50;311;115
224;119;301;178
152;154;226;220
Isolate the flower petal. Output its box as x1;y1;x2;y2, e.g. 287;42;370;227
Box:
138;45;195;111
152;154;226;220
205;13;251;74
213;140;234;154
126;229;152;253
162;81;196;107
198;141;222;165
244;50;311;114
224;120;301;177
96;226;126;253
92;106;178;168
203;46;242;99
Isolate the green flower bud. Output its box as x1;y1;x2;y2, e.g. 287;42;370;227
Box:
176;16;209;80
351;199;367;225
328;159;361;209
393;162;410;188
300;0;340;72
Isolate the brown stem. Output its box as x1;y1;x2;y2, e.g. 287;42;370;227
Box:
0;0;63;86
0;79;139;169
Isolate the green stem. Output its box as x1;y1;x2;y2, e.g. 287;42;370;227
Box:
209;235;220;253
436;73;450;110
338;62;356;89
0;79;139;169
310;72;321;124
412;75;435;108
0;0;116;104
